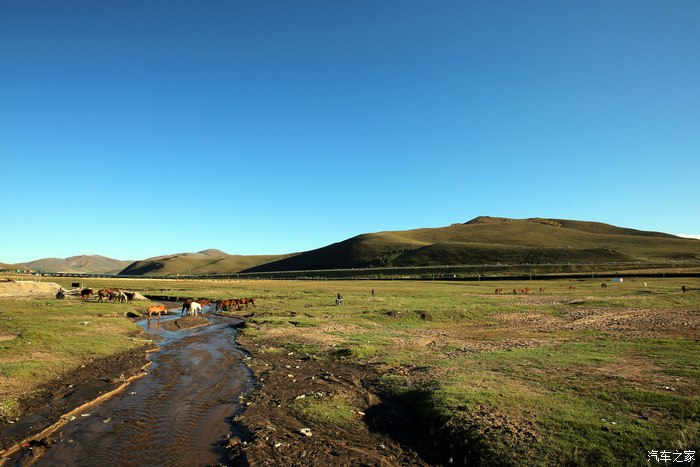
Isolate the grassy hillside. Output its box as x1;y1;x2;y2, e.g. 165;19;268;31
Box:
245;217;700;272
119;251;295;276
26;255;132;275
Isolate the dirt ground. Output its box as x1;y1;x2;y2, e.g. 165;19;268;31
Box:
0;345;154;455
0;281;61;298
230;335;434;467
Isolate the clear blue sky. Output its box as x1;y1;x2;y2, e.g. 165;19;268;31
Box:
2;0;699;263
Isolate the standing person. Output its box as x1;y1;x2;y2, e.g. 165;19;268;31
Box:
371;289;375;297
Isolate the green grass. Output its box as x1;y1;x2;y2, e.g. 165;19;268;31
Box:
0;297;152;421
2;275;698;465
290;393;365;431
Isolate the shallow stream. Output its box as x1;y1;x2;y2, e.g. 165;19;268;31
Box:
20;307;252;466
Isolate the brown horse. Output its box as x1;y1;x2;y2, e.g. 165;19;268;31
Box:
196;298;212;307
147;304;168;320
236;298;255;309
97;289;110;302
601;283;607;288
215;299;234;312
494;288;503;294
80;288;94;299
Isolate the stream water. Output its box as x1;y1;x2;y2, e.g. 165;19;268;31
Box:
18;307;253;466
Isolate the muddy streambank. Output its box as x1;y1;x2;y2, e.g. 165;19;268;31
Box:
1;310;253;466
230;335;447;467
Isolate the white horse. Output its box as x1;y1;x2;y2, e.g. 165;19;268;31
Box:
188;301;202;316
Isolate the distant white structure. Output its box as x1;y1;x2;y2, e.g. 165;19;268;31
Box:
612;278;624;283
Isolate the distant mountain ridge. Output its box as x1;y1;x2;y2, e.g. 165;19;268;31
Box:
118;250;295;276
4;217;698;276
24;255;133;275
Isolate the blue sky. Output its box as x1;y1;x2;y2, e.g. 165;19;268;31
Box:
2;0;699;263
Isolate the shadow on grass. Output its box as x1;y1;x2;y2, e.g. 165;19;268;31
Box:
363;389;520;467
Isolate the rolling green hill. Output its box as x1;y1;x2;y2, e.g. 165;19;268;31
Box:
18;217;694;277
243;216;700;273
118;250;295;276
25;255;132;275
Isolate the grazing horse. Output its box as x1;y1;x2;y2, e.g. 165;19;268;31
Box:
189;302;203;316
568;286;576;290
216;299;237;312
601;283;607;288
147;304;167;320
539;287;545;293
237;298;255;309
124;292;135;303
80;288;94;300
113;291;127;303
181;299;193;315
494;288;503;294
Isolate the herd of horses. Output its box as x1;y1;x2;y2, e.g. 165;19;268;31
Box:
147;297;256;320
79;288;136;303
494;285;599;294
77;287;255;320
494;287;545;294
495;283;690;294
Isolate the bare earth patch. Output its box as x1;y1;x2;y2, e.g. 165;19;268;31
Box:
0;281;61;299
232;335;431;466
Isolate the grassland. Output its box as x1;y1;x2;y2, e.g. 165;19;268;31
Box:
0;296;152;421
1;275;698;465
